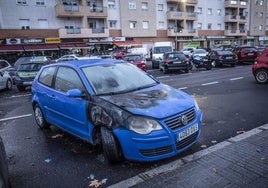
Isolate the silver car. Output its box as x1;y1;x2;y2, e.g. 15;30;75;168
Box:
0;60;12;90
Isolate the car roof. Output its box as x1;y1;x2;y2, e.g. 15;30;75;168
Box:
52;58;122;68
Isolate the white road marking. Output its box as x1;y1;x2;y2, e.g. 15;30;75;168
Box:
0;114;32;122
201;81;219;86
230;77;244;81
179;87;188;90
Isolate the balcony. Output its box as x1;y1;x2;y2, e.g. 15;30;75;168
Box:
167;11;196;20
167;28;197;37
224;15;238;22
225;0;247;9
58;27;109;38
55;4;107;18
224;29;247;36
166;0;197;4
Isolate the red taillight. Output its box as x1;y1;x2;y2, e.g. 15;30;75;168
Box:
218;55;224;60
164;59;169;64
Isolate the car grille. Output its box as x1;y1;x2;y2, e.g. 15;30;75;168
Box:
164;108;195;130
139;108;197;157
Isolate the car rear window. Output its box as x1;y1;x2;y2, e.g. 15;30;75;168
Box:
167;53;186;60
217;50;233;55
241;47;256;52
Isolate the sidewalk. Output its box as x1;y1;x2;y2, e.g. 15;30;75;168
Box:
109;124;268;188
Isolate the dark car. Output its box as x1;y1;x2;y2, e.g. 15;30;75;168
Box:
122;53;146;71
14;62;47;91
0;136;9;188
159;52;191;74
208;50;237;67
252;48;268;84
31;59;202;163
233;46;258;64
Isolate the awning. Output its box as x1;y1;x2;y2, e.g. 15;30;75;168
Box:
23;44;59;51
58;43;89;49
113;41;141;47
0;45;24;52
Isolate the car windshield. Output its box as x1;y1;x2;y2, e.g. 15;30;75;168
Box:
122;55;142;61
82;62;158;95
153;46;172;54
194;49;207;54
18;63;44;71
167;53;186;60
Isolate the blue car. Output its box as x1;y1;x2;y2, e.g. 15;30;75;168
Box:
31;59;202;163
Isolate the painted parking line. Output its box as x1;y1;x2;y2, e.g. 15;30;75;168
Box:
201;81;219;86
230;77;244;81
0;114;32;122
178;87;188;90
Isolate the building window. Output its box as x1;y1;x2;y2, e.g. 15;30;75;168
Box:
260;0;263;5
197;23;202;29
217;9;221;16
129;21;137;29
129;2;136;9
108;0;116;9
207;23;212;29
197;7;202;14
109;20;117;28
141;2;148;10
158;21;164;29
19;19;30;29
240;1;246;5
217;24;221;30
158;4;163;11
142;21;149;29
38;19;48;29
260;12;263;18
259;25;263;30
208;8;212;15
36;0;45;6
17;0;27;5
255;0;258;5
230;1;237;5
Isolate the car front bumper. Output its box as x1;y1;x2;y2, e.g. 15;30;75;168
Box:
114;110;202;162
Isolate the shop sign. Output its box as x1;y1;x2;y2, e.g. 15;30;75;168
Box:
45;38;61;44
22;38;45;44
6;38;22;45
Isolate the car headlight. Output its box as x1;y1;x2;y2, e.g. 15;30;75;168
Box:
128;116;163;134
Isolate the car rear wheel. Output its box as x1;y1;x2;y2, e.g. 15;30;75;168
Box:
100;126;122;164
255;69;268;84
34;104;50;129
17;86;26;91
5;79;12;90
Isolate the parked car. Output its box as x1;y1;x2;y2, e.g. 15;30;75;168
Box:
31;59;202;163
208;50;237;67
55;54;90;62
232;46;258;64
252;48;268;84
0;136;10;188
112;49;126;59
181;47;194;57
255;46;267;55
122;53;146;71
14;62;47;91
14;56;51;69
0;60;13;90
192;49;208;58
159;52;191;74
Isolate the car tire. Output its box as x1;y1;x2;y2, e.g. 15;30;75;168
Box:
255;69;268;84
17;86;25;91
206;63;213;70
184;68;189;73
5;79;12;90
34;104;50;129
100;126;122;164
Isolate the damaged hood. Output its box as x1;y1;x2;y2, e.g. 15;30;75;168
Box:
99;84;194;119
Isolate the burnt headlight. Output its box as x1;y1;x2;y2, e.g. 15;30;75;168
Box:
128;116;163;134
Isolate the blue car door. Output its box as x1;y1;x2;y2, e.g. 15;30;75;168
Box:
48;66;90;140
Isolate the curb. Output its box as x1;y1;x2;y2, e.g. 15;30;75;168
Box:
108;123;268;188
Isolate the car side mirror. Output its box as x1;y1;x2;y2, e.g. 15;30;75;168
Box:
66;89;85;98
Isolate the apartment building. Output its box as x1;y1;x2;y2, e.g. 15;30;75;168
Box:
0;0;267;62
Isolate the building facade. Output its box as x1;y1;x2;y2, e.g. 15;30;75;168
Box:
0;0;267;62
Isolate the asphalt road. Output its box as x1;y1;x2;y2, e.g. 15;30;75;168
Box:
0;63;267;188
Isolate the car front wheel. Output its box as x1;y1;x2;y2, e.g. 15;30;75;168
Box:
5;79;12;90
100;126;122;164
34;104;50;129
255;69;268;84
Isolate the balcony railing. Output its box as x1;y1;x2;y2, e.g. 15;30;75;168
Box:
224;29;247;36
167;28;197;37
225;0;247;8
58;28;109;38
167;11;196;20
166;0;197;4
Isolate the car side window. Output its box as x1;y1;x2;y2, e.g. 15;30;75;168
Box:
55;67;84;93
38;67;57;87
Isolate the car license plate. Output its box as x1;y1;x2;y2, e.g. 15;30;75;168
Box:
247;53;254;56
177;124;198;141
174;61;181;64
226;57;232;59
23;81;32;85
